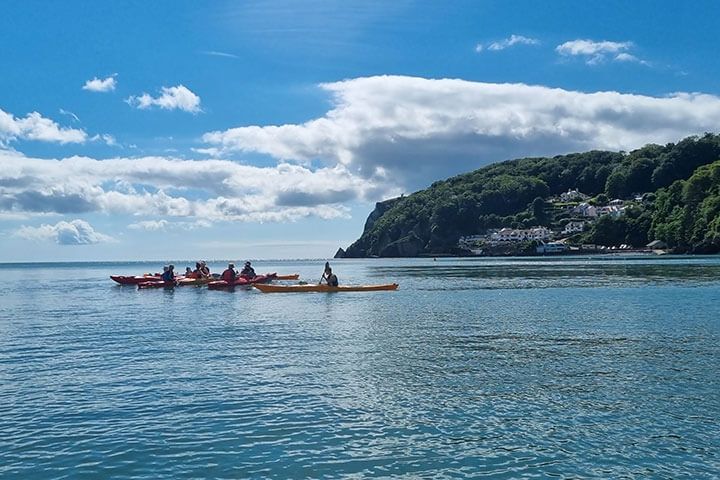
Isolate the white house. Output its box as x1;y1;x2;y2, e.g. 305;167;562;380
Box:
536;241;568;254
490;227;551;243
560;189;589;202
572;202;597;217
597;205;625;217
562;221;586;235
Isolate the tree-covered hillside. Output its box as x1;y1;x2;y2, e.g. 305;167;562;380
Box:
651;160;720;253
343;133;720;257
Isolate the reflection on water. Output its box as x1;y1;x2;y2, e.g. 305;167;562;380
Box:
370;256;720;289
0;257;719;478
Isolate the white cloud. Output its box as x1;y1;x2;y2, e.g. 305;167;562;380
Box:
128;219;169;231
15;219;113;245
126;85;202;113
59;109;80;122
200;50;239;59
556;39;648;65
203;75;720;189
4;76;720;227
90;133;119;147
0;108;87;145
0;150;389;223
82;75;117;93
128;219;211;231
481;34;539;52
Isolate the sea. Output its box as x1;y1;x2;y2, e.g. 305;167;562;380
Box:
1;256;719;479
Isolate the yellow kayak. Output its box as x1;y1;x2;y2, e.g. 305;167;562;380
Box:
253;283;399;293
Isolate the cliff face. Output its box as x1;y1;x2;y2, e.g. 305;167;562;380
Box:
343;197;402;257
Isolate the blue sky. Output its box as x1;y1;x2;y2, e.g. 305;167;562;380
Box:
1;0;720;261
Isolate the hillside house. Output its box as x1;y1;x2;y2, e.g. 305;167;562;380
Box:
562;221;586;235
572;203;597;217
560;189;589;202
490;227;551;243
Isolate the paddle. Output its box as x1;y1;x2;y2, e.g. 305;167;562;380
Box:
319;261;330;284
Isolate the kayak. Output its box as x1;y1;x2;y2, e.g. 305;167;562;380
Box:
177;275;219;286
253;283;399;293
137;280;176;289
207;274;275;290
274;273;300;280
111;274;161;285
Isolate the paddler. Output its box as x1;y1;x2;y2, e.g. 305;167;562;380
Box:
161;264;175;282
221;263;237;282
320;265;338;287
240;261;256;279
199;261;210;277
320;261;331;282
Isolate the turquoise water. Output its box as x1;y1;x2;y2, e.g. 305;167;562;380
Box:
1;256;719;478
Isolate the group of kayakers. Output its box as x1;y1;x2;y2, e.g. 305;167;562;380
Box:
162;261;211;281
220;261;256;282
157;260;339;286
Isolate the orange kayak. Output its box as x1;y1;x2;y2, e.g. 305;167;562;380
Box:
253;283;399;293
274;273;300;280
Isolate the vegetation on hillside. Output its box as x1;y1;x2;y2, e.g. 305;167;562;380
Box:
344;133;720;257
651;160;720;253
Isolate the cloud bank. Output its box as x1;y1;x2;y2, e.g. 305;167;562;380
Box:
203;75;720;189
4;76;720;227
126;85;202;113
15;219;112;245
0;150;389;223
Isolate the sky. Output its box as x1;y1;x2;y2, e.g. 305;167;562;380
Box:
1;0;720;262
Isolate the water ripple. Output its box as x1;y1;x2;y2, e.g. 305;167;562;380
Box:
1;258;719;478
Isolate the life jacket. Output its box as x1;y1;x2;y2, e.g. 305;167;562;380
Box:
240;267;255;278
221;269;236;282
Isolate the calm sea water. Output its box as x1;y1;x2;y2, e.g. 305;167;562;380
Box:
1;256;719;479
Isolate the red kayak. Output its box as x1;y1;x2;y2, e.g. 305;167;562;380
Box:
111;274;161;285
207;274;275;290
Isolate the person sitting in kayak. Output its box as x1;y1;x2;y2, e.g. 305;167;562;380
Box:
161;265;175;282
240;261;256;279
187;262;203;279
199;261;210;278
184;267;193;277
320;262;331;281
221;263;237;282
321;266;339;287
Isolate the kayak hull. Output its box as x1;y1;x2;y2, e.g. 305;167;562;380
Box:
111;275;161;285
253;283;399;293
177;277;214;286
137;281;176;289
208;274;275;290
274;273;300;280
